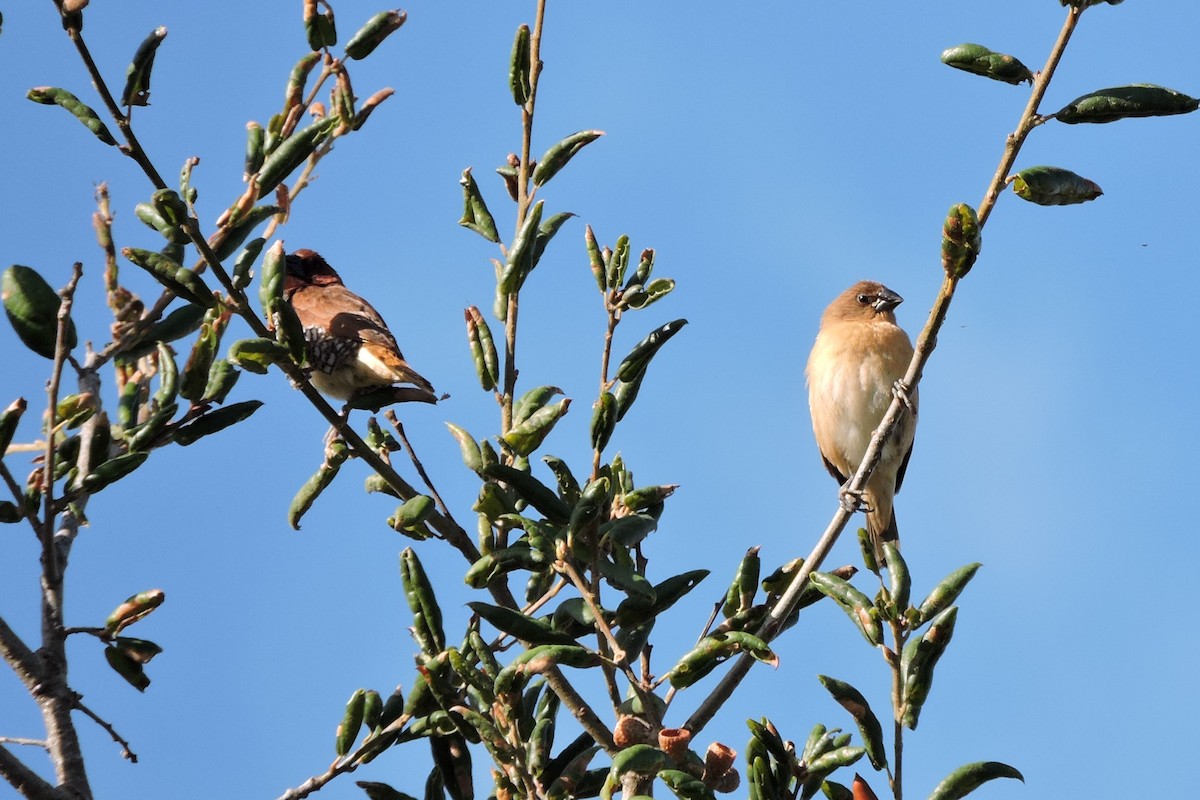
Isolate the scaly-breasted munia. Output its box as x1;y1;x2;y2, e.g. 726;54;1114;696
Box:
806;280;917;560
283;249;434;401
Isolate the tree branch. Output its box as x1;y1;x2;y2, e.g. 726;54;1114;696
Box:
684;5;1085;737
73;698;137;763
0;743;62;800
0;615;43;694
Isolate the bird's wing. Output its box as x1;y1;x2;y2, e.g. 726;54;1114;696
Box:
894;441;913;494
821;456;849;484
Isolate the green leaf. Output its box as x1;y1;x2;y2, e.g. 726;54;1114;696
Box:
81;452;149;493
27;86;117;146
104;645;150;691
531;211;577;265
304;1;337;50
609;744;667;779
509;25;531;105
614;569;708;626
174;401;264;446
499;200;544;294
344;10;406;60
808;571;883;647
335;689;366;756
459;168;499;243
121;26;168;107
817;675;887;770
927;761;1024;800
900;607;958;730
940;43;1032;86
722;547;761;617
287;440;348;529
624;277;675;310
503;398;571;457
401;548;446;654
533;130;604;187
388;495;436;539
481;463;571;523
1010;166;1102;206
2;265;77;359
446;422;483;473
941;203;981;278
590;392;617;453
213;205;281;261
914;563;981;625
881;542;910;615
667;632;775;688
467;602;577;646
1054;84;1198;124
464;544;539;589
356;781;418;800
596;557;654;603
122;248;216;308
615;319;688;382
227;337;292;374
254;116;339;199
0;399;27;456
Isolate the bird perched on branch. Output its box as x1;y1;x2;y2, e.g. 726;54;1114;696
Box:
283;248;435;404
806;280;917;562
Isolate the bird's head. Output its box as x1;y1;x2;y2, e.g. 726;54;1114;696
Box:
284;248;344;291
825;280;904;324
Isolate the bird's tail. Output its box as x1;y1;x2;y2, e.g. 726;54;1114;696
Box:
864;489;899;566
396;362;435;395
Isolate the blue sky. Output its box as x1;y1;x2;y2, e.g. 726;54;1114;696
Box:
2;2;1198;799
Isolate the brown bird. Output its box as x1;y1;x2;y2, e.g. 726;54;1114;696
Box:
283;249;435;401
806;280;917;561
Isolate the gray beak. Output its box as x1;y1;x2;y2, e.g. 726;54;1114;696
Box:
874;288;903;313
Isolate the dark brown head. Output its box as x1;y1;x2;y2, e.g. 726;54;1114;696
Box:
284;249;344;294
822;280;904;325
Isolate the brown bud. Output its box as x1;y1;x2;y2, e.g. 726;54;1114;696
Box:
658;726;692;761
614;714;655;747
852;773;880;800
703;742;737;781
712;768;741;794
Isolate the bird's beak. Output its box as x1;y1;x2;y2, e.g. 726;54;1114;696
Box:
874;288;903;313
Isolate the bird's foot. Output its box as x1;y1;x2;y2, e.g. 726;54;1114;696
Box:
838;486;866;514
893;378;916;415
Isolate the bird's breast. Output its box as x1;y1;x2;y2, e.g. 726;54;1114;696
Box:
806;321;915;468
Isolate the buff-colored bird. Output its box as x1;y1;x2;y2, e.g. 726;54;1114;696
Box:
806;280;917;561
283;249;434;401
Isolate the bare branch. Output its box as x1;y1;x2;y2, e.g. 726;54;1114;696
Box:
72;698;137;763
0;743;62;800
0;615;43;693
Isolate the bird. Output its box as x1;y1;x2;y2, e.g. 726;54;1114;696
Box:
283;248;435;402
806;280;917;563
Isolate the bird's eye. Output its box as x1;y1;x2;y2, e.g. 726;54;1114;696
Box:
856;294;873;305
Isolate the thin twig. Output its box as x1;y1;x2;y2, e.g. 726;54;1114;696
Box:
383;410;458;526
0;460;41;537
0;738;48;749
887;619;907;799
73;697;137;763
